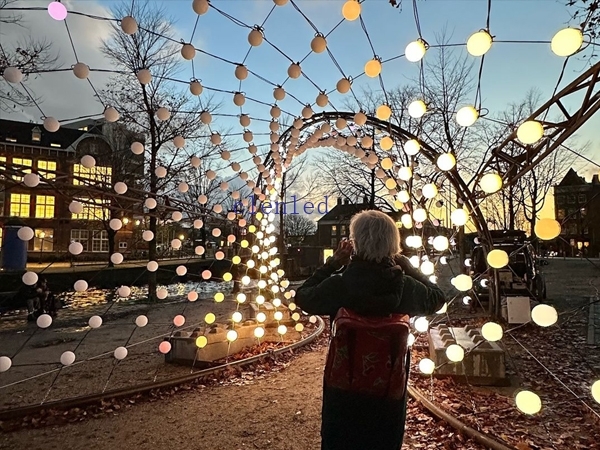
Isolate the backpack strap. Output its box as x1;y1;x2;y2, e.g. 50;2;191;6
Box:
347;329;356;386
384;331;401;397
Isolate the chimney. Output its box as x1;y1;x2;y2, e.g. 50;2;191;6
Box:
337;197;342;206
363;196;368;204
593;174;599;185
344;198;350;205
31;126;41;143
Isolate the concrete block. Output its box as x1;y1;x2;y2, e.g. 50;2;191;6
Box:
428;325;506;386
249;302;291;324
167;319;300;365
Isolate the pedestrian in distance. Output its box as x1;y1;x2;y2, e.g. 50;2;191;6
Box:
295;210;447;450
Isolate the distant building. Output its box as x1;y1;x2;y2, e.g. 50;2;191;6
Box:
553;168;600;257
283;196;450;277
0;118;144;261
316;197;448;252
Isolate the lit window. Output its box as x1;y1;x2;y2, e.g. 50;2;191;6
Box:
73;164;112;186
12;158;32;182
341;225;347;236
38;160;57;179
72;197;110;220
0;156;6;178
331;225;337;236
92;230;109;252
35;195;55;218
10;193;31;217
34;229;54;251
0;227;3;248
70;229;89;252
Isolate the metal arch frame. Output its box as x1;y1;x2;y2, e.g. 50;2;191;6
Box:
471;61;600;197
274;111;490;238
268;110;501;317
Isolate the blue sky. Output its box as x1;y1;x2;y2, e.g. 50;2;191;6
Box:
2;0;599;192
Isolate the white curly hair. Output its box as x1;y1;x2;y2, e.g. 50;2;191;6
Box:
349;210;401;263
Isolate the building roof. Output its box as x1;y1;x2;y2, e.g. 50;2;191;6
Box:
318;201;403;223
318;202;371;222
0;118;100;151
557;168;587;186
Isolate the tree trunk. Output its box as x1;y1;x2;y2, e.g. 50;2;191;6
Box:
107;228;116;267
200;226;207;260
142;85;157;302
508;186;515;231
369;168;375;210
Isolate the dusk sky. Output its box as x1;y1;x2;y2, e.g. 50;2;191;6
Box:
2;0;599;218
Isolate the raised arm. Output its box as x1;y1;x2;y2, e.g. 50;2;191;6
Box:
294;239;352;316
393;255;446;316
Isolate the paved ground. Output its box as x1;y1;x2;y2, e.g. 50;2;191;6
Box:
0;347;487;450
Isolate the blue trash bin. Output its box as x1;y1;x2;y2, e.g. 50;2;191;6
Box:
1;225;28;271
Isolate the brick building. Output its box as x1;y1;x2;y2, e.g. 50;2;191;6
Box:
553;168;600;257
0;118;144;261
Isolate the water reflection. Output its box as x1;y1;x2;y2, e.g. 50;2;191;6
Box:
56;280;233;310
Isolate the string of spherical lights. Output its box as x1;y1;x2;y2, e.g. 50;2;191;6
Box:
1;0;599;424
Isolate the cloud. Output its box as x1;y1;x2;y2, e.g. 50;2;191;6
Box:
0;0;114;123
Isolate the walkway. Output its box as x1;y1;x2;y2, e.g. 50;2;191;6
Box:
0;348;484;450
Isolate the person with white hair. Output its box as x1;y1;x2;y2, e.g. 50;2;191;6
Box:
296;209;446;450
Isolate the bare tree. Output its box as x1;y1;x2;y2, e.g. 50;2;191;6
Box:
99;1;217;299
483;89;584;233
567;0;600;42
283;214;316;244
0;0;59;112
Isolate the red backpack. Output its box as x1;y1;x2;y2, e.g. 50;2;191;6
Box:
324;308;411;400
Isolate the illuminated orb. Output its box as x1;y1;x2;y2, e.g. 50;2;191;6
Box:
467;30;493;56
534;218;561;240
342;0;361;21
0;356;12;373
376;104;392;120
480;173;503;194
364;59;382;78
454;274;473;292
592;380;600;404
551;28;583;57
135;315;148;327
515;390;542;415
159;341;172;354
408;100;426;118
205;313;216;324
405;39;427;62
48;1;67;20
517;121;544;145
487;249;509;269
436;152;456;171
446;344;465;362
481;322;503;341
432;236;449;251
456;106;479;127
196;336;208;348
451;208;469;226
414;316;429;332
419;358;435;374
60;351;76;366
531;304;558;327
226;330;238;342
